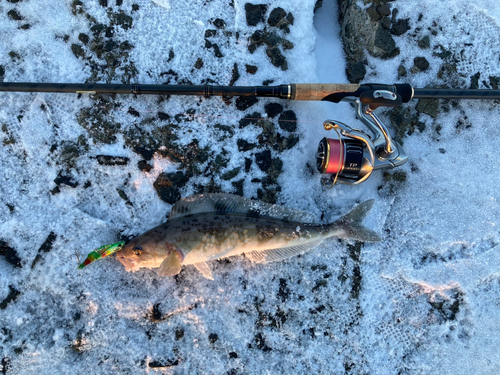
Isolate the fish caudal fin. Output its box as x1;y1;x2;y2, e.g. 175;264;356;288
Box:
331;200;382;242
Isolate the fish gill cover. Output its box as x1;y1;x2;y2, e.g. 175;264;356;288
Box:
0;0;500;374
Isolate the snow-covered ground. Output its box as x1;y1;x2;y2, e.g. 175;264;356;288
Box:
1;0;500;373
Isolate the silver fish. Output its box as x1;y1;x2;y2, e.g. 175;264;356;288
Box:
117;194;381;279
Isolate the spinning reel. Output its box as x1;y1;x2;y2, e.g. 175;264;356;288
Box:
316;90;408;186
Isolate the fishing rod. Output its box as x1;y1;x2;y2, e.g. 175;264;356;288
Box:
1;82;499;186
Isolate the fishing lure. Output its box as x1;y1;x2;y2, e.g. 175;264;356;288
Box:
77;241;125;269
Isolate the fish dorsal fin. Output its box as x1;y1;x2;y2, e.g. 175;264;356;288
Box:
193;262;214;280
169;193;316;223
245;240;323;264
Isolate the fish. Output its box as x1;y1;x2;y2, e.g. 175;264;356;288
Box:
116;193;381;280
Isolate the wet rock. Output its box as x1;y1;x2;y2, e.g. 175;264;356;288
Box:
235;96;258;111
96;155;129;166
0;240;22;268
278;110;297;132
268;7;286;27
264;103;283;118
0;286;20;309
391;18;411;36
245;3;268;26
154;171;189;204
245;64;258;74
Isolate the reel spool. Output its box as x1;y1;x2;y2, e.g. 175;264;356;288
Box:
316;94;408;186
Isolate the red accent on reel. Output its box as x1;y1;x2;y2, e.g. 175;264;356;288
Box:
324;138;344;174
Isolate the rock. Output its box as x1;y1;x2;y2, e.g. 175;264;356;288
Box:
245;64;258;74
54;172;78;188
245;3;268;26
239;112;261;128
138;160;152;172
347;61;366;83
194;57;203;69
391;18;411;36
212;44;223;58
377;3;391;17
413;56;430;72
374;27;397;57
237;139;257;151
232;179;244;196
278;110;297;132
96;155;129;166
0;286;20;309
255;150;272;172
490;76;500;89
221;167;241;181
398;64;407;77
205;29;217;38
78;33;89;44
268;7;286;27
235;96;258;111
366;6;381;21
245;158;252;172
113;11;133;30
153;171;189;204
470;72;480;89
229;63;240;86
71;44;85;59
266;47;287;69
7;9;23;21
418;35;431;49
213;18;226;29
416;99;439;118
0;240;22;268
264;103;283;118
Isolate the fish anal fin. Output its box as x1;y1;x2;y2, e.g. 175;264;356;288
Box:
245;240;323;264
158;252;182;277
193;261;214;280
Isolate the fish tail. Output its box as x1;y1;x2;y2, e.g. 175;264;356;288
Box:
330;200;381;242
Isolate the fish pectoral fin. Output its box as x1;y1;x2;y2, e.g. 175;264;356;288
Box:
193;262;214;280
158;252;182;277
245;240;323;264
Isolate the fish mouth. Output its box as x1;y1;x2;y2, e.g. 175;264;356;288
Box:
116;253;140;272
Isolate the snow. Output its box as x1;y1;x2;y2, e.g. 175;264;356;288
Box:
1;0;500;373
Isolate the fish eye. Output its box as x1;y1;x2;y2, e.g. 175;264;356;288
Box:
132;246;142;256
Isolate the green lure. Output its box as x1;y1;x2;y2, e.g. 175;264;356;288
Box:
77;241;125;269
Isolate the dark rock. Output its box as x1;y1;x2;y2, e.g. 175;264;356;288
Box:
212;44;223;58
366;6;381;21
153;171;189;204
314;0;323;12
418;35;431;49
229;352;238;359
264;32;281;48
381;17;391;30
239;112;261;128
490;76;500;89
281;39;294;50
268;7;286;27
255;150;272;171
138;160;152;172
38;232;57;253
264;103;283;118
221;167;241;181
374;27;396;57
96;155;129;166
391;18;410;36
254;333;272;351
54;172;78;188
175;329;184;340
0;286;20;309
229;63;240;86
7;9;23;21
71;44;85;59
0;65;4;77
377;3;391;17
245;64;258;74
398;64;407;77
158;112;170;121
167;49;174;62
470;72;480;89
266;47;287;69
0;240;22;268
413;56;430;72
213;18;226;29
416;99;439;118
347;61;366;83
278;110;297;132
244;158;252;172
194;58;204;69
113;11;133;30
209;333;218;343
149;359;179;368
235;96;258;111
245;3;268;26
237;139;257;152
91;23;106;35
232;179;244;196
128;107;140;117
205;29;217;38
132;4;139;11
99;0;107;6
78;33;89;45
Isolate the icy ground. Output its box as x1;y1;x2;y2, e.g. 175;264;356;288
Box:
1;0;500;374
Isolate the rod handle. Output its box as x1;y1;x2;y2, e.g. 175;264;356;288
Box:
291;83;361;101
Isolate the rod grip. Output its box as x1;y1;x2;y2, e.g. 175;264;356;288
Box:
291;83;361;101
